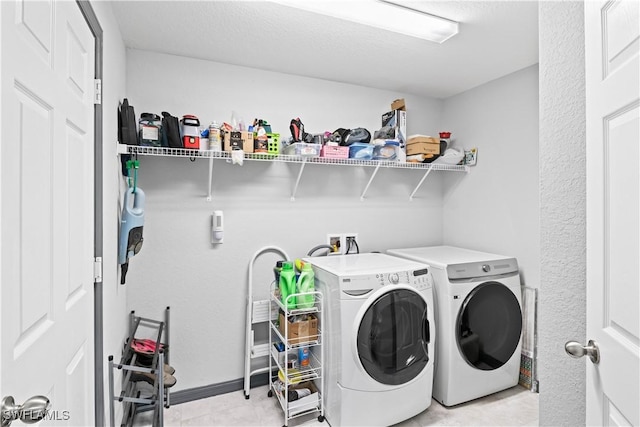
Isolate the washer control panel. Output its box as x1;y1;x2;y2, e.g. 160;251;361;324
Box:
374;268;432;290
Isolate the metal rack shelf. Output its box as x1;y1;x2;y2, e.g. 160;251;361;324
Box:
268;288;325;426
117;144;469;201
108;308;171;427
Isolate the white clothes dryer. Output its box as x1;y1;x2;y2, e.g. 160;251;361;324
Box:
305;253;436;427
387;246;523;407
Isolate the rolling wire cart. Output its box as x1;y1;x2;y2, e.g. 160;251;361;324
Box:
244;246;291;399
268;285;324;426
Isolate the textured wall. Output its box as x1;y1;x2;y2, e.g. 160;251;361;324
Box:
538;2;586;425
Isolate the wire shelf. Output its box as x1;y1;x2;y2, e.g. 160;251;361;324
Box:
117;144;469;201
117;144;469;172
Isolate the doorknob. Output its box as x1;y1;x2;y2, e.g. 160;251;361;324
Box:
1;395;50;427
565;339;600;364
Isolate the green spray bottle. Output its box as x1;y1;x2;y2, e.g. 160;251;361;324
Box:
296;262;315;309
279;261;296;310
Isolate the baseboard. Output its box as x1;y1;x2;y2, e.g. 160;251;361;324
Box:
167;373;270;406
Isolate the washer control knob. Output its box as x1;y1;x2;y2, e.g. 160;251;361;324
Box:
482;264;491;272
389;273;400;284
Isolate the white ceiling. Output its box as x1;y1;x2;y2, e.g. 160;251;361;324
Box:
111;1;539;99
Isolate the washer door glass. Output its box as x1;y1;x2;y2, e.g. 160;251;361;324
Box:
456;281;522;371
357;288;430;385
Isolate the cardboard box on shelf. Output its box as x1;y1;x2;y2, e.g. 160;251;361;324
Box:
407;135;441;156
278;312;318;345
406;142;441;156
408;135;439;145
391;98;406;111
223;130;253;152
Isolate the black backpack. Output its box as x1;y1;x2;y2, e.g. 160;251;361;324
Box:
161;111;182;148
335;127;371;146
118;98;138;145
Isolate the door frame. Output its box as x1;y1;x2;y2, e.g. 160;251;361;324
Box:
75;1;104;425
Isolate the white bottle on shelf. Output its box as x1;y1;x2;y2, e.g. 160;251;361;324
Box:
209;121;222;152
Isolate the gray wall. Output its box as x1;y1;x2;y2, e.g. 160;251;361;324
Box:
123;48;544;394
441;65;540;290
124;49;450;390
539;2;586;426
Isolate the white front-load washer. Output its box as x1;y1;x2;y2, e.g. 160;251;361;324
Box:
387;246;523;407
305;253;436;427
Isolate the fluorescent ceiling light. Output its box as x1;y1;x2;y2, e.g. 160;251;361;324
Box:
272;0;459;43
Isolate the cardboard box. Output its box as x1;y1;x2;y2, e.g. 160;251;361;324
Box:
279;312;318;345
408;135;439;145
391;98;406;111
406;142;441;156
223;130;253;152
407;135;441;156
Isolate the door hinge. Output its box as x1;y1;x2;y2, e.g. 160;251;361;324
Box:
94;257;103;283
93;79;102;105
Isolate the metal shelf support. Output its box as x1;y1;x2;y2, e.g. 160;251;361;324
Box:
409;165;434;201
207;157;214;202
360;162;381;201
291;158;308;202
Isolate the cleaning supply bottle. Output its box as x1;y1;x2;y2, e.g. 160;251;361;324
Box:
298;345;310;368
279;262;296;310
296;262;315;309
273;260;284;284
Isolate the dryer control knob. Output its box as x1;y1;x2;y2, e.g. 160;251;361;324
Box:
389;273;400;284
482;264;491;272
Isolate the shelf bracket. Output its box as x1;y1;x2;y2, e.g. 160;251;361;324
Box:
206;157;214;202
360;163;382;201
290;158;308;202
409;164;433;201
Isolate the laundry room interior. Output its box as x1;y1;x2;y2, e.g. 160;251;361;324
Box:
81;1;587;426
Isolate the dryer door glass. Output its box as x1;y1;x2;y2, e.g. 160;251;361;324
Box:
357;289;430;385
456;281;522;370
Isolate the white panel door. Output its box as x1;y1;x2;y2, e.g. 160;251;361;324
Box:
585;1;640;426
0;0;95;425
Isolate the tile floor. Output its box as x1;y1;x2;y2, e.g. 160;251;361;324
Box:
133;384;538;427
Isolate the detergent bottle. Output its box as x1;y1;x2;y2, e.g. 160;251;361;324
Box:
279;262;296;310
296;262;315;309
